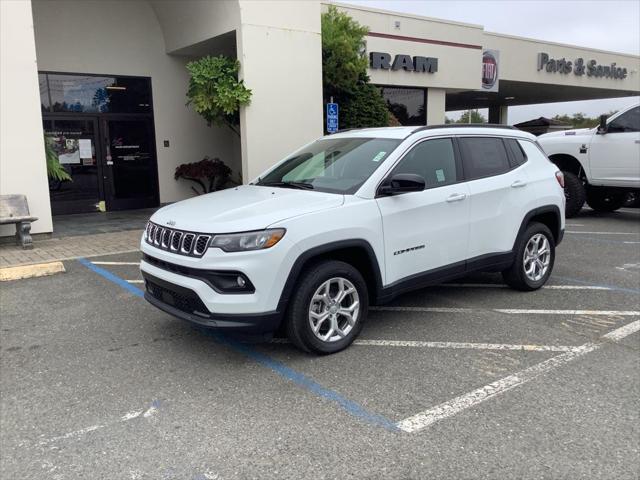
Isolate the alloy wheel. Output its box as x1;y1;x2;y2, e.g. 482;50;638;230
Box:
523;233;551;282
308;277;360;342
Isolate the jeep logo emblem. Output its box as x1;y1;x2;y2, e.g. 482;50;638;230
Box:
166;220;176;226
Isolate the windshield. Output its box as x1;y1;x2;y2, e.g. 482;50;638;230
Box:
255;137;402;194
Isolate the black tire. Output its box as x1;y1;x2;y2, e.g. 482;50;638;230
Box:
502;222;555;291
586;189;626;212
285;260;368;354
562;171;586;218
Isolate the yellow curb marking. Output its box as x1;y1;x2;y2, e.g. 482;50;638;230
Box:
0;261;65;281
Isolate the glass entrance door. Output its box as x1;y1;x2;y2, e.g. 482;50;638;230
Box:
44;117;103;215
102;118;159;211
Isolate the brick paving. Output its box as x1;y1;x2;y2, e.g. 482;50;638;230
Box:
0;229;142;267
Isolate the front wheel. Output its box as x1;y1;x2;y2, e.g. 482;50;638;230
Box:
502;222;555;291
285;260;368;354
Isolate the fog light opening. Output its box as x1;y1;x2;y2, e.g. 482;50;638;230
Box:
236;276;246;288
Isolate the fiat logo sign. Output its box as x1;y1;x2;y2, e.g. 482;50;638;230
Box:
482;51;498;90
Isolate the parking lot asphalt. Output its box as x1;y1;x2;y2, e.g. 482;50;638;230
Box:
1;209;639;479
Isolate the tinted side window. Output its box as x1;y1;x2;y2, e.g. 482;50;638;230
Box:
504;138;527;167
458;137;510;180
518;139;550;164
393;138;458;188
608;106;640;133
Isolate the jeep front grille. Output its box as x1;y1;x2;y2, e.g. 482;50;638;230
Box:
144;222;211;258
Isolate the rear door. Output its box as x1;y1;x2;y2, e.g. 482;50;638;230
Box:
376;137;470;285
458;136;531;261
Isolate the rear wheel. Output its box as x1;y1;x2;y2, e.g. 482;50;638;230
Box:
502;222;555;291
586;189;626;212
562;171;586;218
285;260;368;354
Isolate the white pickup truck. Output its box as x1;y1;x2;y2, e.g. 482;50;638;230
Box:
538;103;640;217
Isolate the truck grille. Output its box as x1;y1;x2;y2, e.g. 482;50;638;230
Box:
144;222;212;258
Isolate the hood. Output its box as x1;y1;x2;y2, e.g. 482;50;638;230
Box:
151;185;344;233
538;128;593;140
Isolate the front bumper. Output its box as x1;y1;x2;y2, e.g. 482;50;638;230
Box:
142;271;282;333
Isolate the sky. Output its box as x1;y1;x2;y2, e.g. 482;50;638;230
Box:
341;0;640;123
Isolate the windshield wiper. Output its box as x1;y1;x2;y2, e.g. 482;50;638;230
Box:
259;181;314;190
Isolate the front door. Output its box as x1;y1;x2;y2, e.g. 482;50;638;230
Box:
44;117;104;215
589;106;640;187
102;118;159;211
376;137;470;285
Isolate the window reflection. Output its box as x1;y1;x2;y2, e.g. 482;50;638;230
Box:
39;73;151;114
380;87;426;126
39;73;50;112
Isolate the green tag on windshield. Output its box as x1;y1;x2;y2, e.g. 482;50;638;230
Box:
436;169;446;182
372;151;387;162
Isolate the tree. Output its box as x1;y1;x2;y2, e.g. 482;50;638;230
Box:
321;6;388;129
340;83;391;129
456;110;487;124
552;111;617;129
321;6;369;97
186;55;252;136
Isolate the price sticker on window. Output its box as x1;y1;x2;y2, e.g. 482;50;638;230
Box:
436;169;446;182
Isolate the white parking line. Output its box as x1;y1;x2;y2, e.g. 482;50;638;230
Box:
495;308;640;316
354;339;581;352
126;280;144;284
91;261;140;265
566;231;639;235
371;306;640;316
440;283;611;290
396;320;640;433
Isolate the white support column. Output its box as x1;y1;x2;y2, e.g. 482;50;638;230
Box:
1;0;53;236
426;88;446;125
488;105;509;124
237;1;323;182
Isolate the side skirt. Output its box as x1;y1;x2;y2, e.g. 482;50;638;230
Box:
375;251;514;304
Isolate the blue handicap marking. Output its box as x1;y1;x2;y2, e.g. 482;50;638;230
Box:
326;102;339;133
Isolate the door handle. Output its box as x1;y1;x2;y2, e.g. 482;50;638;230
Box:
511;180;527;188
446;193;467;202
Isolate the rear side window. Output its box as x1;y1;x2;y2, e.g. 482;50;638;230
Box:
393;138;458;188
458;137;510;180
504;138;527;167
517;139;551;164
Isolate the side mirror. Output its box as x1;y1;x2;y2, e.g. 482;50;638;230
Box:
597;114;608;134
379;173;426;196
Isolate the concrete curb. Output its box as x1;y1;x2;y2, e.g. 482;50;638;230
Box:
0;261;66;281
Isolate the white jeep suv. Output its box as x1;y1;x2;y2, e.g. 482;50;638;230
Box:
141;125;565;354
538;103;640;217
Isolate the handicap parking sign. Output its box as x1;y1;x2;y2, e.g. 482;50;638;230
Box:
326;103;339;133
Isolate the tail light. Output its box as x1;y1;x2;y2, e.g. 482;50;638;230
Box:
555;171;565;188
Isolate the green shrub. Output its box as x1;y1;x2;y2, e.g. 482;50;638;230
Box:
186;55;252;135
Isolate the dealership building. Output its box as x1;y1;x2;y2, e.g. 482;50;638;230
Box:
1;0;639;237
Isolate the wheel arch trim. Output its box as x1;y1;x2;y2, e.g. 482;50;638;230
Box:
515;205;564;249
276;239;384;313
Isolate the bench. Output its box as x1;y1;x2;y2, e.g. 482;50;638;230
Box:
0;195;38;249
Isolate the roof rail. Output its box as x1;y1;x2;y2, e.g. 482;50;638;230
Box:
412;123;518;133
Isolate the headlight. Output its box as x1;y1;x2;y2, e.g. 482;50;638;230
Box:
210;228;286;252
